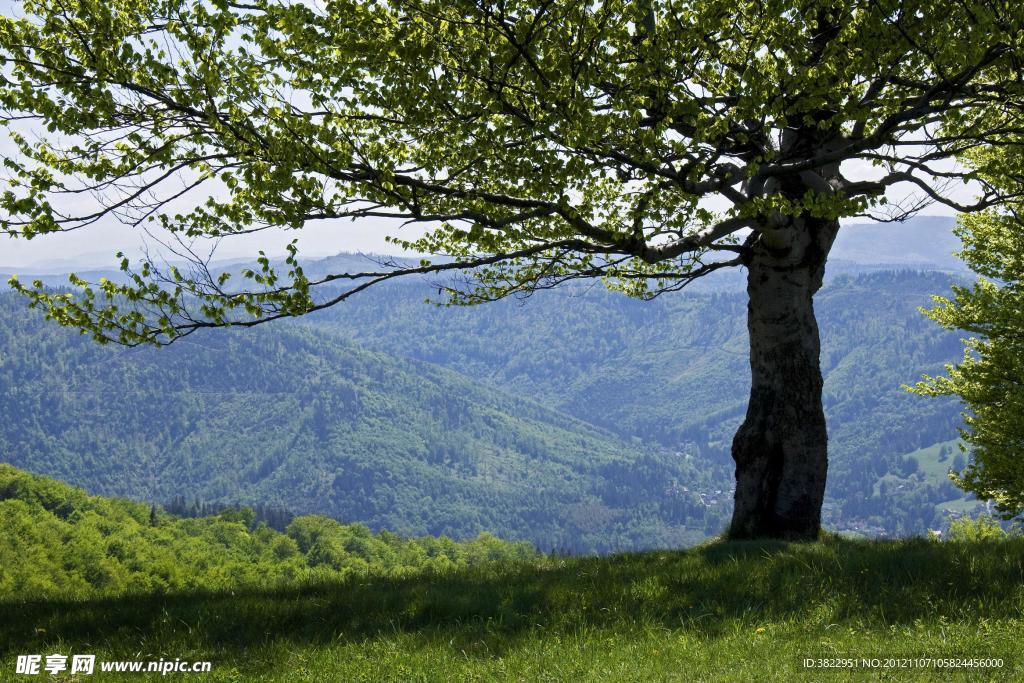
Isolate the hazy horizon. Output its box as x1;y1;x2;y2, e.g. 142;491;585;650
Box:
1;213;959;273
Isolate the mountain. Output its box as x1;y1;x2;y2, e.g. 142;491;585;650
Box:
0;271;977;542
1;215;962;290
0;293;717;553
0;215;982;543
831;216;964;270
305;268;973;534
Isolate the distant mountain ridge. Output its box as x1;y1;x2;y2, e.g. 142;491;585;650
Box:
1;215;964;286
832;216;963;270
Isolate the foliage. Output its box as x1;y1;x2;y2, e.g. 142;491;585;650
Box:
913;211;1024;517
0;0;1022;342
165;496;295;532
2;0;1021;545
0;463;538;599
945;513;1009;543
2;529;1023;680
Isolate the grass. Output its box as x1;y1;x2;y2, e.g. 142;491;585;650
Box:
871;440;962;498
897;439;990;517
937;498;987;515
905;439;963;483
1;535;1022;682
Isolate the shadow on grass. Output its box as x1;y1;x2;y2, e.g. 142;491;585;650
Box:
1;536;1021;671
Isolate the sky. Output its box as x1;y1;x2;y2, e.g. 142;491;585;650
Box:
0;217;420;270
0;158;969;272
0;194;964;272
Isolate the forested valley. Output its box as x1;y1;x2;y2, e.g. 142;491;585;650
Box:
0;243;979;549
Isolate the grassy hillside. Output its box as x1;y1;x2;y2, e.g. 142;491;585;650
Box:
0;293;718;553
1;466;1020;681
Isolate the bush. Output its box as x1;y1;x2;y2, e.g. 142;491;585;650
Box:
946;514;1007;542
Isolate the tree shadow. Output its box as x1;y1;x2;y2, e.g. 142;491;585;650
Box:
1;537;1020;675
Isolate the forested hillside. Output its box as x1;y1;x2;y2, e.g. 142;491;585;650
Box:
308;268;971;535
0;294;717;553
0;268;975;545
0;464;536;598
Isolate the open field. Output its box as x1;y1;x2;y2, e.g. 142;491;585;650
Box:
3;535;1021;682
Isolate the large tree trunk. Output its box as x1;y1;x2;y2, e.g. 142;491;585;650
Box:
728;213;840;540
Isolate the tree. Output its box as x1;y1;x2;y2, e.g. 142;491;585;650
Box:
913;208;1024;518
2;0;1023;539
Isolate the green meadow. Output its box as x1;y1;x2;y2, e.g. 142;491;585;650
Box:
3;537;1023;681
3;464;1023;681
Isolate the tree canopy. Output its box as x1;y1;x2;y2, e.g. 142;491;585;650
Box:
1;0;1022;344
4;0;1024;541
0;463;538;598
914;206;1024;517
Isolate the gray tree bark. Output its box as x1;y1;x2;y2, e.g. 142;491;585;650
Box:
728;213;840;540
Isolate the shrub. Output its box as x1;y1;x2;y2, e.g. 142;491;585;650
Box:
946;514;1007;542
